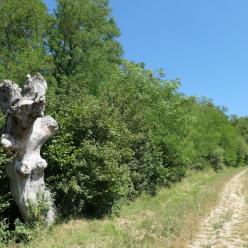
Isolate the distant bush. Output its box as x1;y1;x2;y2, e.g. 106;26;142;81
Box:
209;147;225;171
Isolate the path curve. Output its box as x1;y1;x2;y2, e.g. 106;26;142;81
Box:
189;168;248;248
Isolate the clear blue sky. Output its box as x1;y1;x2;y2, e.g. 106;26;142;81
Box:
45;0;248;116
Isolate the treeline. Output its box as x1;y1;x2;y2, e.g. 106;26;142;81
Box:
0;0;248;230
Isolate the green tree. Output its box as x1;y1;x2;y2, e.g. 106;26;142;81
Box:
48;0;122;94
101;61;195;184
189;99;247;169
0;0;51;82
231;116;248;144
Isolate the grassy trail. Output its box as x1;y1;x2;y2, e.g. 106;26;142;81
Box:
189;168;248;247
14;167;247;248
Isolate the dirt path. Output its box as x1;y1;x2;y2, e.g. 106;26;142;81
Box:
189;168;248;248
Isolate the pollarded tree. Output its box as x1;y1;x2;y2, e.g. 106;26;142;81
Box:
48;0;123;95
0;0;51;82
0;0;52;224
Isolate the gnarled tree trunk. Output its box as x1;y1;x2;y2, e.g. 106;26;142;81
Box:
0;73;58;226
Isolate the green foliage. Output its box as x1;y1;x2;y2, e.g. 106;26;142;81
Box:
209;147;225;171
13;219;35;244
26;192;52;226
100;62;195;184
230;116;248;144
0;0;51;82
0;219;10;247
187;98;247;170
44;93;134;216
230;116;248;165
0;113;15;221
48;0;122;94
0;218;36;246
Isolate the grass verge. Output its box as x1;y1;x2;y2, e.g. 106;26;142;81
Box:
11;167;245;248
237;168;248;245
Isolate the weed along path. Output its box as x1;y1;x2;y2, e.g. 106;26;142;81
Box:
189;168;248;248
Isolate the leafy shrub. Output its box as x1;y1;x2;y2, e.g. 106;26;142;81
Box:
209;147;225;171
13;219;36;244
44;93;134;217
0;219;10;247
26;192;53;226
101;62;195;184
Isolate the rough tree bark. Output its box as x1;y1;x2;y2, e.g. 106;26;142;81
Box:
0;73;58;226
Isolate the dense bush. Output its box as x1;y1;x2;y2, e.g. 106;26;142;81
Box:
100;62;195;183
0;114;17;222
188;99;248;169
44;90;169;216
0;219;10;247
43;93;134;216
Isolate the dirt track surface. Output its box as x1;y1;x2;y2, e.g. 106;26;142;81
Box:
189;168;248;248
